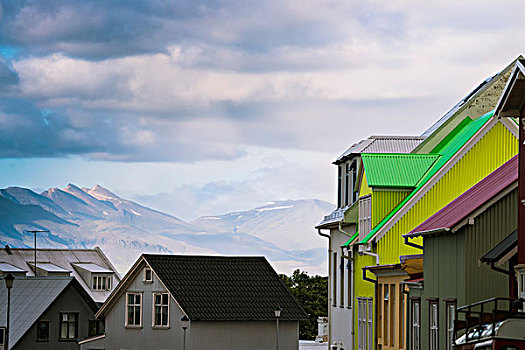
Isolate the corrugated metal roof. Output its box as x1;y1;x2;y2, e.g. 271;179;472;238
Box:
0;277;72;347
0;262;26;273
334;136;425;164
72;263;113;273
480;229;517;263
28;262;70;273
0;248;120;303
362;154;440;188
356;111;493;244
406;155;517;237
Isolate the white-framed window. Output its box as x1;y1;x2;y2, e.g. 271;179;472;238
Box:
92;275;112;291
346;259;352;308
411;298;420;350
339;255;345;306
358;195;372;241
338;165;343;208
367;298;373;350
446;300;456;350
519;270;525;300
357;297;373;350
144;268;153;282
332;252;337;307
429;300;439;350
126;292;143;327
153;293;170;327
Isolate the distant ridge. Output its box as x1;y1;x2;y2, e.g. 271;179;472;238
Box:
0;184;333;275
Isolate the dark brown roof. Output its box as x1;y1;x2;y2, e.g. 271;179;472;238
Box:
143;255;309;321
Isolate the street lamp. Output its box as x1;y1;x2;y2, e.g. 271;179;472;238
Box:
181;315;189;350
4;273;14;350
274;306;282;350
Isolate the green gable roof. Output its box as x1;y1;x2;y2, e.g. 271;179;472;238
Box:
362;154;440;188
343;112;493;247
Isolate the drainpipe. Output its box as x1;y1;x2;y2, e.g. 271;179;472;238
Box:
489;261;511;276
338;221;353;237
361;245;380;265
318;228;332;345
404;236;423;250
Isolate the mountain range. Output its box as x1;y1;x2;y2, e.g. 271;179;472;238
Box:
0;184;333;275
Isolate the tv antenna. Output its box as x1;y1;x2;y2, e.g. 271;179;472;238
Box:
27;230;50;276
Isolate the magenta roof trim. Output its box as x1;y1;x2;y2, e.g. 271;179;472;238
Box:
406;155;517;237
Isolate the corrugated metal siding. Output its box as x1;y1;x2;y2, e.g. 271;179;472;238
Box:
372;190;410;227
362;154;440;188
464;189;516;303
377;121;517;264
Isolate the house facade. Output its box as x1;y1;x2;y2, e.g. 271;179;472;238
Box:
80;254;308;350
316;136;425;350
0;277;100;350
404;156;517;350
317;57;521;350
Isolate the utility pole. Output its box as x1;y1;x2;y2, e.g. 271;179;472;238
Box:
27;230;49;276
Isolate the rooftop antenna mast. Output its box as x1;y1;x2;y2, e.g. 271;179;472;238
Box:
27;230;49;277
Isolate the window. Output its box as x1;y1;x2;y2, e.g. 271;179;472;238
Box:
351;161;358;203
338;165;343;208
357;298;373;350
332;252;337;307
126;293;142;327
345;163;350;206
36;321;49;341
519;270;525;300
367;299;373;350
340;255;345;306
446;300;457;350
383;285;389;346
399;285;405;348
411;298;421;350
390;284;395;346
88;320;102;337
358;196;372;241
0;327;5;347
144;268;153;282
153;293;170;327
92;275;112;291
429;300;439;350
347;259;352;308
59;313;78;340
377;284;382;340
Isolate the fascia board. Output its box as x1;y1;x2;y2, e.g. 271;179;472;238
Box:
500;115;519;138
371;116;498;243
95;255;146;318
495;61;525;118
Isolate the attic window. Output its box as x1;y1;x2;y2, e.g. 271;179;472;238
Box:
92;275;112;291
144;268;153;283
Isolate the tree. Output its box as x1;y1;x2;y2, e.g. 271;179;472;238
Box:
280;269;328;340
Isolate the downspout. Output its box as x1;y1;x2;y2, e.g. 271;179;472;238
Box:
404;236;423;250
318;228;332;345
361;245;380;265
489;261;511;276
338;221;353;237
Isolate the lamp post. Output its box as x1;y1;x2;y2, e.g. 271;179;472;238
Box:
181;315;189;350
4;273;14;350
274;306;282;350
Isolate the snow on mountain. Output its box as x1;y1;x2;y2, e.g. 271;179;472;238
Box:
193;199;334;251
0;185;332;275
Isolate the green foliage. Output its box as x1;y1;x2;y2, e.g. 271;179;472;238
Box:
280;269;328;340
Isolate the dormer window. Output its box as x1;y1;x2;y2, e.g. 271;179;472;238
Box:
144;268;153;283
92;275;112;291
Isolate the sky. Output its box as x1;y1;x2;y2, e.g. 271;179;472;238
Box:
2;0;525;221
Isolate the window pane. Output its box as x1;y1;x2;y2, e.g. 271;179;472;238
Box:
128;294;134;304
155;307;161;325
128;306;134;324
162;293;168;304
61;323;67;338
155;294;161;304
162;306;168;325
135;307;140;325
68;322;76;338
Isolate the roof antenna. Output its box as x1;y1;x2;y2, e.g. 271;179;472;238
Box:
27;230;50;277
5;245;11;255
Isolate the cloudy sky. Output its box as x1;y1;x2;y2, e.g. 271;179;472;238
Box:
1;0;525;220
